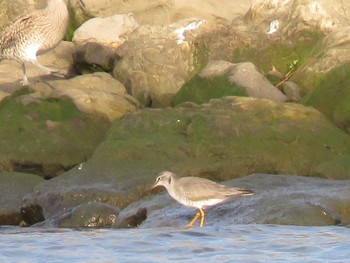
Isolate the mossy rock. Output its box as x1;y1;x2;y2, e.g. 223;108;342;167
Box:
91;97;350;184
311;155;350;180
302;63;350;132
0;88;110;178
22;96;350;225
171;74;246;106
232;31;324;75
231;30;324;95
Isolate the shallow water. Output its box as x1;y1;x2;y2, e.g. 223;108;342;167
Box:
0;225;349;262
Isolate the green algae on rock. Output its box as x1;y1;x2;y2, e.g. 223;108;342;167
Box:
74;96;350;186
302;63;350;132
0;88;111;178
21;96;350;226
172;74;246;106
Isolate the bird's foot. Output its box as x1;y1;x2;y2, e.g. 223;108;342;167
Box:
21;76;29;86
32;60;60;76
187;211;201;227
41;67;59;76
49;70;69;80
48;67;60;74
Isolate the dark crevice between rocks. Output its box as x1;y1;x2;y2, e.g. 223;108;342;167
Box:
113;208;148;228
73;42;116;74
0;213;23;226
20;203;45;227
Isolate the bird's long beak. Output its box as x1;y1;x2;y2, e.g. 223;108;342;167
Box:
151;182;159;190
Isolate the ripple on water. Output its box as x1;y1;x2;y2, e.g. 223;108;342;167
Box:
0;225;350;262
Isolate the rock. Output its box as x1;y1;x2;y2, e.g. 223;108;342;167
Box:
29;72;141;121
0;88;111;178
79;0;254;26
0;91;9;102
0;172;44;226
34;202;120;228
21;96;350;225
219;0;350;95
21;176;138;226
104;1;350;105
228;62;288;102
113;208;148;228
312;155;350;180
245;0;349;33
282;81;301;102
113;21;204;107
302;63;350;132
171;73;246;106
142;174;350;227
198;60;236;78
172;60;287;105
308;26;350;73
73;13;139;49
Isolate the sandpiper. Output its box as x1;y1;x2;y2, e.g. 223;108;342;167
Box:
152;171;254;227
0;0;83;85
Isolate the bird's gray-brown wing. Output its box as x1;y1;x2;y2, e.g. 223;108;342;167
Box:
177;177;254;201
176;177;229;202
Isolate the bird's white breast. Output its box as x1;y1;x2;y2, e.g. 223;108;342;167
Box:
167;184;225;209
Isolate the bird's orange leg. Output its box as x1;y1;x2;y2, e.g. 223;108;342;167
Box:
187;210;201;227
199;208;205;227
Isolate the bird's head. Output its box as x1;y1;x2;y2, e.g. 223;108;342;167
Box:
152;171;176;190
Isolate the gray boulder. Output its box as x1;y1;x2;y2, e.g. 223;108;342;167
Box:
0;172;43;226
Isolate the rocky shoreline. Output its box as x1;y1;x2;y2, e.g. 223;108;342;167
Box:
1;0;350;228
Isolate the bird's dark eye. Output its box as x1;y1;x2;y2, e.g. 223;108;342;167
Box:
156;177;161;183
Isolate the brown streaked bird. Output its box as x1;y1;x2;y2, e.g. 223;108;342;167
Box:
152;171;254;228
0;0;83;85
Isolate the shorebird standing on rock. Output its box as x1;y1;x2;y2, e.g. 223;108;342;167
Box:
0;0;83;85
152;171;254;228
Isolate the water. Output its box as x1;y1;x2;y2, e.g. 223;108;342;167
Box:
0;225;349;262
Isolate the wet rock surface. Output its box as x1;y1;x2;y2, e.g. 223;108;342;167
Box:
34;202;120;228
0;172;43;226
141;174;350;227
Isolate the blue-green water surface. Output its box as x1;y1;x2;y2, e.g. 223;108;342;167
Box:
0;225;349;262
